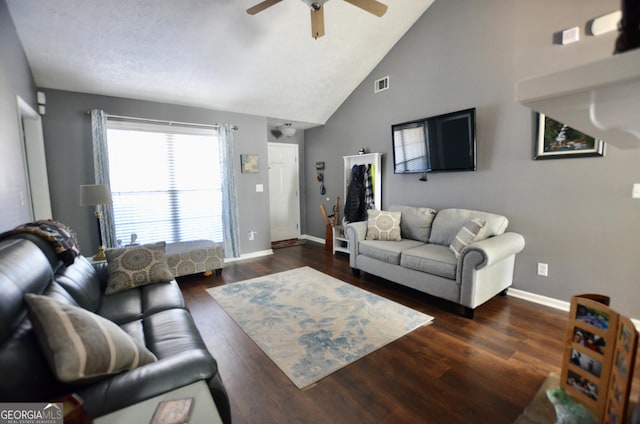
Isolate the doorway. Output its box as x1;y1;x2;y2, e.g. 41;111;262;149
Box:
268;142;300;242
17;96;52;220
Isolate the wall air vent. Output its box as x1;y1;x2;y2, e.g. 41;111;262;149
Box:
374;76;389;93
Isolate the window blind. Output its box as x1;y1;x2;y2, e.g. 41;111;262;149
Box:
106;120;223;246
393;124;429;173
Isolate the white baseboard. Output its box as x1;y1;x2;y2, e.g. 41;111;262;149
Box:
508;288;640;330
223;249;273;263
300;234;325;244
507;288;570;312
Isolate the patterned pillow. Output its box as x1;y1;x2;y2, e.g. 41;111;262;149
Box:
105;242;173;295
365;210;402;241
449;219;485;258
25;294;157;383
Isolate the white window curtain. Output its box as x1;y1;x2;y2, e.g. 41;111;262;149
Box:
218;124;240;258
90;109;116;248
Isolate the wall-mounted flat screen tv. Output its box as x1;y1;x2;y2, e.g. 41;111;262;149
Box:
391;108;476;173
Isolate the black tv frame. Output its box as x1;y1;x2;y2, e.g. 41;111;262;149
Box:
391;108;477;174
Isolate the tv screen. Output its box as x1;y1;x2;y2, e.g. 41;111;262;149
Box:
392;108;476;173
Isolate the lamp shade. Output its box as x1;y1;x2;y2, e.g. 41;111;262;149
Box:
79;184;112;206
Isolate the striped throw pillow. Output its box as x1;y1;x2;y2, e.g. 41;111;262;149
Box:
25;294;157;383
449;219;485;258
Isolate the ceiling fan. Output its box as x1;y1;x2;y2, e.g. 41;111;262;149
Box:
247;0;388;39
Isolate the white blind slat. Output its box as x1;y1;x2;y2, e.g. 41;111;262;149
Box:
106;122;223;245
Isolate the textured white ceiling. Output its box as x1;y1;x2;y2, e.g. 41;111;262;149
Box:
7;0;433;127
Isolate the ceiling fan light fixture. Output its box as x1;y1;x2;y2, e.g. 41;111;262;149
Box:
280;123;297;137
302;0;328;10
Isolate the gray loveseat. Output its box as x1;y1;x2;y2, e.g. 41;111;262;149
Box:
345;205;525;318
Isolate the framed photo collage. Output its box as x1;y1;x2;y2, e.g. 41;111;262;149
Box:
561;294;638;423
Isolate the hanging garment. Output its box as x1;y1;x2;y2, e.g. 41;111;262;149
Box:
344;165;367;222
364;164;374;210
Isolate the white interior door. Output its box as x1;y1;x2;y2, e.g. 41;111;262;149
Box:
268;143;300;242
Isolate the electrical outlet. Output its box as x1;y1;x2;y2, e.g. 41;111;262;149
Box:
248;231;255;241
632;183;640;199
537;263;548;277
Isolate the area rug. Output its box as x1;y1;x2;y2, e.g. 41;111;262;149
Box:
206;266;434;389
514;373;559;423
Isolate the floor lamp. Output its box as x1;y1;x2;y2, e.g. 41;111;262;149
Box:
79;184;112;261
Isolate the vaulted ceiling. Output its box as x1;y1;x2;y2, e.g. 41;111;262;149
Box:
7;0;433;128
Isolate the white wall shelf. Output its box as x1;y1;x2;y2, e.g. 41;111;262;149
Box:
516;49;640;148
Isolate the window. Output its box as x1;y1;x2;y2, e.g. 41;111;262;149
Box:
106;120;223;245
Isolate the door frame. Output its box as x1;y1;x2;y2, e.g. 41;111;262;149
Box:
268;142;301;242
17;96;52;220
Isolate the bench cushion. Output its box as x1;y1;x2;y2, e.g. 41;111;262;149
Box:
166;240;224;277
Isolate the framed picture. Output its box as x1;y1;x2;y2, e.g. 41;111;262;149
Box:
535;114;605;159
240;154;259;173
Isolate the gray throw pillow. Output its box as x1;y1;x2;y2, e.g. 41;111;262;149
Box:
449;219;485;258
365;210;402;241
105;242;173;295
25;294;157;383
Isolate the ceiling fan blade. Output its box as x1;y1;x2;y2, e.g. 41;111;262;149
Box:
311;6;325;39
247;0;283;15
343;0;388;17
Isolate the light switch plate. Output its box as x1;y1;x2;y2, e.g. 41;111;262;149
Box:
256;184;264;192
632;183;640;199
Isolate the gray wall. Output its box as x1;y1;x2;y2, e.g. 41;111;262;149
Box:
0;0;37;231
40;89;273;257
304;0;640;317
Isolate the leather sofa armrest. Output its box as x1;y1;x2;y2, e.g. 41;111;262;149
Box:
76;349;219;418
459;232;525;269
345;221;367;267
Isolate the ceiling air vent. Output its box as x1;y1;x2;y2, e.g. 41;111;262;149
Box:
374;76;389;93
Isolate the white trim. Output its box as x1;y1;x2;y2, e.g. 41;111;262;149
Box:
508;288;640;331
507;288;570;312
300;234;325;244
17;96;52;220
223;249;273;263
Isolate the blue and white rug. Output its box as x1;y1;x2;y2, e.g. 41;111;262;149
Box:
207;266;434;389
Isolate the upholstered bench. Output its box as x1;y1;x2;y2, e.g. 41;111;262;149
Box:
165;240;224;277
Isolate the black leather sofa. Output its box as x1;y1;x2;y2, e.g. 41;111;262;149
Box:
0;234;231;423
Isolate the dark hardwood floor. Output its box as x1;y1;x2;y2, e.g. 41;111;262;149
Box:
178;242;640;423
